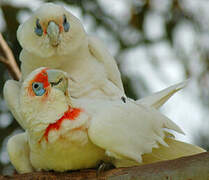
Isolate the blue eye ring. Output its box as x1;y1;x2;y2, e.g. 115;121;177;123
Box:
34;19;43;36
63;14;70;32
32;82;45;96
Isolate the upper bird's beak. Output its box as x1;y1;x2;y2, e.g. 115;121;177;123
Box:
47;21;60;47
46;69;68;95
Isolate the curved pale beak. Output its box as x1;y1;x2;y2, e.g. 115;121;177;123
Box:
46;69;68;95
47;21;60;47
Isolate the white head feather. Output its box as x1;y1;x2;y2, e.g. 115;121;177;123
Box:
19;67;69;130
17;3;86;58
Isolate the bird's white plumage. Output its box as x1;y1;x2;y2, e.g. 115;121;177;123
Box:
4;2;206;174
17;3;124;100
137;80;188;109
87;99;184;162
7;132;33;173
88;36;124;91
3;80;25;128
6;68;205;174
17;3;85;58
20;68;69;131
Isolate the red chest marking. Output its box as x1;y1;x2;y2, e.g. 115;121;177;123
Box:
39;106;82;143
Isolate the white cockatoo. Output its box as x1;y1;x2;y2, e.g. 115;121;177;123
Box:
5;68;205;173
17;3;125;99
3;72;188;129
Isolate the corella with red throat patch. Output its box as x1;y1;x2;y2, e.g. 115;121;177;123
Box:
5;68;205;173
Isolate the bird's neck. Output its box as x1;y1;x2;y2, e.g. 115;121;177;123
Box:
38;106;82;143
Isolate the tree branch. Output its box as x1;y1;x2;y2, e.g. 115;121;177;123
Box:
0;151;209;180
0;33;21;80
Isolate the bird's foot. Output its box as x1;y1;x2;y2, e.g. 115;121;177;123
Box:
96;160;115;177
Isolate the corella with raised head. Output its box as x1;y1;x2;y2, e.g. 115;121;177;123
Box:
5;68;205;173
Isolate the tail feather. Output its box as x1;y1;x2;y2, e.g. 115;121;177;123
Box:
163;118;185;135
136;80;188;109
141;137;206;164
113;137;205;168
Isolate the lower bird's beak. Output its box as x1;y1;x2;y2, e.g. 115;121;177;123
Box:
46;69;68;95
47;21;60;47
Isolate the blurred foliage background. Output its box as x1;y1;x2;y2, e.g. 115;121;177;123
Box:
0;0;209;175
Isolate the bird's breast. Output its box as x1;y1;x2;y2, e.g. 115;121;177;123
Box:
30;135;106;171
39;107;82;142
36;106;89;144
28;107;104;171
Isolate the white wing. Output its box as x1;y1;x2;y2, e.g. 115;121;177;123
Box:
88;101;184;163
3;80;25;129
88;36;124;91
7;132;33;173
136;81;188;109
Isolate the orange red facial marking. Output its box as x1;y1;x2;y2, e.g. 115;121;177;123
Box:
58;16;64;33
39;106;82;143
28;68;49;96
33;68;49;88
43;28;47;35
59;24;63;33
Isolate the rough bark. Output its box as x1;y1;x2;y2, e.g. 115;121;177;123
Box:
0;151;209;180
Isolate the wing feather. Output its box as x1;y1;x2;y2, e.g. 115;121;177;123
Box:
88;101;183;163
3;80;25;129
88;36;124;91
136;80;188;109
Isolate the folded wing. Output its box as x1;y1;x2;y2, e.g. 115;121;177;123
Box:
88;101;184;163
88;36;124;91
3;80;25;129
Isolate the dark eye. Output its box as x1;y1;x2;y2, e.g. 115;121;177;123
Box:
63;14;70;32
32;82;45;96
34;19;43;36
